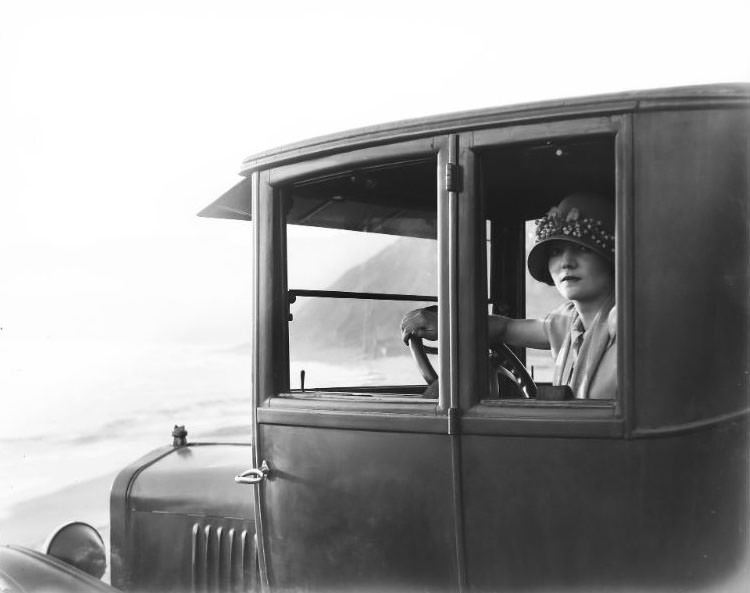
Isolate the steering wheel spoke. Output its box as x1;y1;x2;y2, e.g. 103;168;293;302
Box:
489;345;537;399
408;337;438;384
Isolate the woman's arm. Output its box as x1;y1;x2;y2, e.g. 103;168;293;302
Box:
402;307;549;350
488;315;549;349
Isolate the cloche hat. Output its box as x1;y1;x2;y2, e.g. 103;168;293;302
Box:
527;192;615;285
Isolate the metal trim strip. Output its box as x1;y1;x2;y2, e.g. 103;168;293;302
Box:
616;114;636;435
250;171;270;590
631;407;750;439
257;407;447;434
460;416;626;438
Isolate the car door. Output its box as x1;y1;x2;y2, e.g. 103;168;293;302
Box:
247;136;463;592
454;117;635;591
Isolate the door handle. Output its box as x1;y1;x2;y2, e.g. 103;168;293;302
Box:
234;460;270;485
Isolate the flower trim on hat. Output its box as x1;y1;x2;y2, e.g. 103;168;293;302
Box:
534;206;615;255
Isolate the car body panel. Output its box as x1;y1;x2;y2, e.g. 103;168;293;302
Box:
110;443;255;592
461;419;749;590
259;423;459;591
0;545;119;593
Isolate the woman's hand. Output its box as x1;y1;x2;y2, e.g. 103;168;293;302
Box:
400;306;438;344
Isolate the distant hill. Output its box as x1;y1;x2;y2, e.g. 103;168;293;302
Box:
290;238;436;360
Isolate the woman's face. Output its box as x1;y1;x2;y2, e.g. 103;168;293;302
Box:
547;241;614;303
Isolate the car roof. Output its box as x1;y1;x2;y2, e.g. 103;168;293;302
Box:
238;83;749;174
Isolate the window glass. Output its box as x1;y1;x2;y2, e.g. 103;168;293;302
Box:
289;293;436;389
285;158;438;391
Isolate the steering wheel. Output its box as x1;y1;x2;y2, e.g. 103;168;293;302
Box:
408;337;536;399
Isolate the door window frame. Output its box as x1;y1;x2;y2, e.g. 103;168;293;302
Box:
455;115;633;438
252;135;457;432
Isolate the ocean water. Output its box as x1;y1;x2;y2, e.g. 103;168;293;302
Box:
0;337;254;522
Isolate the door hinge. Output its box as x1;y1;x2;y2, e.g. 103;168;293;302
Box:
445;163;460;193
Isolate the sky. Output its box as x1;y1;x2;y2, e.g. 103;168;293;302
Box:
0;0;748;458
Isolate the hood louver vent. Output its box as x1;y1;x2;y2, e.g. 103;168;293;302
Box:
191;522;257;593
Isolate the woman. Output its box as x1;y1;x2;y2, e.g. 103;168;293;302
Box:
401;192;616;399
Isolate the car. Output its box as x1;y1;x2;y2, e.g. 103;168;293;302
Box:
0;523;116;593
7;83;749;593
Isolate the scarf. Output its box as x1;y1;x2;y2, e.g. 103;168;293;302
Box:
552;296;616;399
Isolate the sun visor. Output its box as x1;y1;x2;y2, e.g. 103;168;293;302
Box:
198;177;253;220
